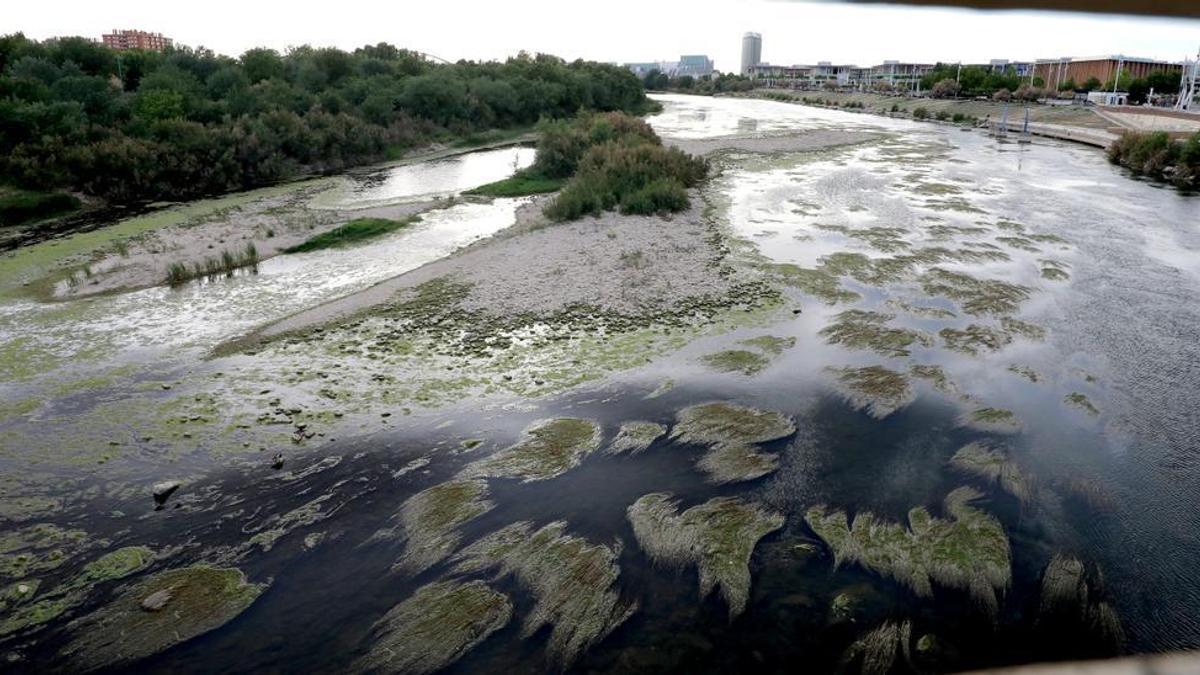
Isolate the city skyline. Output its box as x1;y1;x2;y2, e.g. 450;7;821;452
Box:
6;0;1198;72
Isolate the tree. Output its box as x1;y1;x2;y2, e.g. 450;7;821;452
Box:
931;78;960;99
1083;77;1102;91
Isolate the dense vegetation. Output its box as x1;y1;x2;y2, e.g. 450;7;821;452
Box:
0;33;653;212
531;112;707;221
284;216;420;253
920;63;1181;104
0;187;80;226
1107;131;1200;188
642;71;755;95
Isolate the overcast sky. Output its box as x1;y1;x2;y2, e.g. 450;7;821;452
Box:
5;0;1198;71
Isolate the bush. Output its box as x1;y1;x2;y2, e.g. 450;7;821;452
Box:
541;112;706;222
1107;131;1199;188
0;189;81;226
935;111;950;121
912;107;929;120
992;88;1012;102
931;79;960;99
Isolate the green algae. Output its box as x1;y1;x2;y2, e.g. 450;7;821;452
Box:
964;407;1022;434
940;324;1013;355
0;579;39;611
949;442;1032;504
452;521;635;667
701;349;771;375
463;418;601;483
0;524;93;579
847;227;911;253
627;493;783;618
908;364;963;398
393;479;495;574
920;268;1030;317
671;402;795;483
841;620;913;675
806;487;1010;616
1001;317;1046;341
739;335;795;355
887;299;956;320
355;580;512;675
759;262;860;304
63;565;265;671
62;546;155;593
1065;392;1100;416
0;595;74;637
607;422;667;455
1008;365;1040;383
1040;259;1071;281
246;493;341;553
827;366;914;419
820;309;932;357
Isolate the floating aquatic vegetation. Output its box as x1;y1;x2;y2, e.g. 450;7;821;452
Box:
1001;317;1046;341
463;418;601;483
920;268;1030;317
63;546;155;593
1036;555;1124;646
962;407;1022;434
925;223;991;240
887;299;956;320
246;492;343;552
996;236;1041;253
911;182;963;196
355;580;512;675
949;442;1032;504
702;349;771;375
645;379;675;399
627;493;784;618
909;364;963;398
841;620;913;675
607;422;667;455
1040;259;1071;281
63;566;265;671
671;402;796;483
847;227;911;253
393;479;495;575
0;579;39;612
940;324;1013;355
820;309;933;357
0;523;94;580
922;197;986;214
807;487;1010;616
739;335;796;355
828;366;915;419
995;220;1027;233
452;521;635;667
947;245;1012;263
1028;233;1069;245
760;262;860;305
1064;392;1100;416
1008;365;1040;383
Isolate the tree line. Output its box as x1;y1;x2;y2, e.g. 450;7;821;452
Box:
0;34;653;204
920;62;1182;104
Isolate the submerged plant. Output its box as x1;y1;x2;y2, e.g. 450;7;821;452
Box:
355;580;512;675
627;493;784;618
606;421;666;455
451;521;635;667
1064;392;1100;416
819;309;932;358
463;418;601;482
393;479;495;574
807;487;1011;617
841;620;913;675
949;442;1032;504
920;268;1030;317
670;402;796;483
827;365;915;419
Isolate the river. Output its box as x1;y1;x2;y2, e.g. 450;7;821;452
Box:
0;94;1197;673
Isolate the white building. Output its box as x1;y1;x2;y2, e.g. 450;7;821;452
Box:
741;32;762;76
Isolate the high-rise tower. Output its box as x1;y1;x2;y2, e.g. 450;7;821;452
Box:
741;32;762;76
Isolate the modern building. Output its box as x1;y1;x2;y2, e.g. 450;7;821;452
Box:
624;61;679;78
677;55;715;78
741;32;762;76
866;61;936;90
1032;55;1182;90
101;29;173;51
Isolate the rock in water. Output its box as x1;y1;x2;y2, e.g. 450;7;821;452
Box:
151;481;180;506
139;589;172;612
63;566;264;671
354;580;511;675
627;493;784;618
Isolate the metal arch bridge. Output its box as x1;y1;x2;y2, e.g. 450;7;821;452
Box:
414;51;452;65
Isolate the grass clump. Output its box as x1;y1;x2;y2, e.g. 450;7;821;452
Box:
0;189;81;226
463;418;601;482
465;173;565;197
628;493;784;618
807;486;1011;616
355;580;512;675
165;242;259;287
828;365;915;419
950;442;1032;504
671;402;795;483
820;309;933;358
285;216;419;253
392;479;495;575
537;112;707;221
1107;130;1199;189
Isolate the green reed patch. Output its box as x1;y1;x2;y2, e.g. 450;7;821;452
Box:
284;216;420;253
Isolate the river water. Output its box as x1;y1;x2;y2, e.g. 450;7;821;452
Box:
2;96;1198;673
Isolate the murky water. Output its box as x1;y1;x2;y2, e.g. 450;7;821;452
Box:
3;95;1199;673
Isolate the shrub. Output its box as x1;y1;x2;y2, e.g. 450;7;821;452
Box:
619;178;689;215
912;107;929;120
931;79;960;99
993;88;1012;102
1107;131;1198;188
935;111;950;121
0;189;81;226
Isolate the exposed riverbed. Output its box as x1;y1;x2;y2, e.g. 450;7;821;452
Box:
1;94;1198;673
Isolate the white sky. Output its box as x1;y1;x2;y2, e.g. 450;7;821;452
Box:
5;0;1198;71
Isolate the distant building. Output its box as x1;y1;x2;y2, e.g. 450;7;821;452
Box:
741;32;762;76
624;61;679;78
101;29;173;51
677;55;714;78
867;61;936;90
1032;55;1182;90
